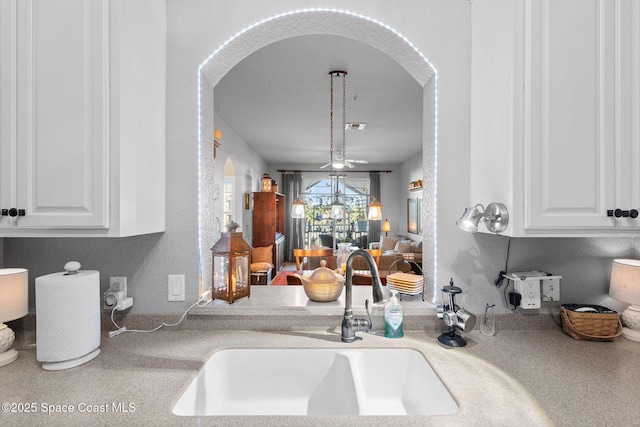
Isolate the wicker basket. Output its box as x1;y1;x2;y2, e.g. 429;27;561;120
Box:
560;304;622;342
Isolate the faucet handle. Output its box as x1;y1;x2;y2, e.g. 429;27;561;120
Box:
365;299;374;333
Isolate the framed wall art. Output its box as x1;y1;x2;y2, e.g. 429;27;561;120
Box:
407;198;418;234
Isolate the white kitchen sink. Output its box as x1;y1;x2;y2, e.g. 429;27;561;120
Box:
172;348;458;416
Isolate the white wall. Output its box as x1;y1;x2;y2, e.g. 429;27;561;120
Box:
3;0;637;315
214;114;268;244
397;152;424;238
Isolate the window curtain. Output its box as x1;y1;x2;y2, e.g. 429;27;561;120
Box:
368;172;381;245
281;172;305;262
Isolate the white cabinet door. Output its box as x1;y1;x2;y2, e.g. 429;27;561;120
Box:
614;0;640;229
0;0;165;236
525;0;616;230
0;0;18;224
13;0;108;229
471;0;639;236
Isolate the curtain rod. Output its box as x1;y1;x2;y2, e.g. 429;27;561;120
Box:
278;169;393;174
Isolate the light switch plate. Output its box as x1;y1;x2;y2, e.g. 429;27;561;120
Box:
168;274;185;301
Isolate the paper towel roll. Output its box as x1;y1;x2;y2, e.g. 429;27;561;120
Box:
36;269;101;370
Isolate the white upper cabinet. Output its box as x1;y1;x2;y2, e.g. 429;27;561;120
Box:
0;0;166;237
471;0;640;236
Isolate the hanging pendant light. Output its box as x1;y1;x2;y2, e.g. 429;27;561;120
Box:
329;70;347;172
329;172;344;220
328;70;347;220
329;199;345;219
367;197;383;221
291;196;306;219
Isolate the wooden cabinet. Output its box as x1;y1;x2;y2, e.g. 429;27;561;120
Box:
252;192;285;270
0;0;165;237
470;0;640;236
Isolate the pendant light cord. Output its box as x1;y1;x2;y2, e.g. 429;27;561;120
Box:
330;72;334;165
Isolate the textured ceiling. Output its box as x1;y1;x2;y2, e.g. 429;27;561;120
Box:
214;34;423;169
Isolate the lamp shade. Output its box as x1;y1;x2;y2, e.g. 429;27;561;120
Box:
381;220;391;233
456;206;482;233
329;200;344;219
609;259;640;304
367;198;383;221
0;268;28;323
291;198;305;219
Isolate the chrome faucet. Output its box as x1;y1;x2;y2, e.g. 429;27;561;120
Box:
341;249;387;342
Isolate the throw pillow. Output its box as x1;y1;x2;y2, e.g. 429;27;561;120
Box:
410;240;422;253
380;235;401;251
252;245;273;264
395;240;412;253
250;262;272;272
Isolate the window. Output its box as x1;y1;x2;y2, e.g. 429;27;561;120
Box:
303;178;370;248
223;178;234;226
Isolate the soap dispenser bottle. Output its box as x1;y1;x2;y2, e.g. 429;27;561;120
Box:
384;290;404;338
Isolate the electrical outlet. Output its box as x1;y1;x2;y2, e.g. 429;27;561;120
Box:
168;274;185;301
542;277;560;301
514;279;541;309
109;277;127;296
105;277;129;310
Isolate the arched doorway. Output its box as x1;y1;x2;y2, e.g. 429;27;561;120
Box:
198;9;437;298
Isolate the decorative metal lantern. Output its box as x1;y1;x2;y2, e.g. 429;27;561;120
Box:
211;232;251;303
261;173;272;192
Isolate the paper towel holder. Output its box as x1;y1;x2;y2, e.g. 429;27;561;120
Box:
63;261;81;275
36;262;101;371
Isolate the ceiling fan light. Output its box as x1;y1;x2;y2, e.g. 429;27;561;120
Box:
332;161;345;169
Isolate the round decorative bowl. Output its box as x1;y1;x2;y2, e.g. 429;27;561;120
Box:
298;260;345;302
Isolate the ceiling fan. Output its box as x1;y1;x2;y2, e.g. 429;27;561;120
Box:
320;154;368;169
320;70;368;170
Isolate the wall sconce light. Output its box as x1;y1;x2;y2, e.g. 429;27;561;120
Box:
609;259;640;342
381;219;391;236
367;197;383;221
456;203;509;233
0;268;28;367
244;193;251;210
291;196;306;219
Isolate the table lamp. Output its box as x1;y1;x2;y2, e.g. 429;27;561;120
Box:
381;219;391;236
609;259;640;342
0;268;28;367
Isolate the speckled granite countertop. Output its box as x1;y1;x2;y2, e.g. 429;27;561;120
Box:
3;325;639;426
